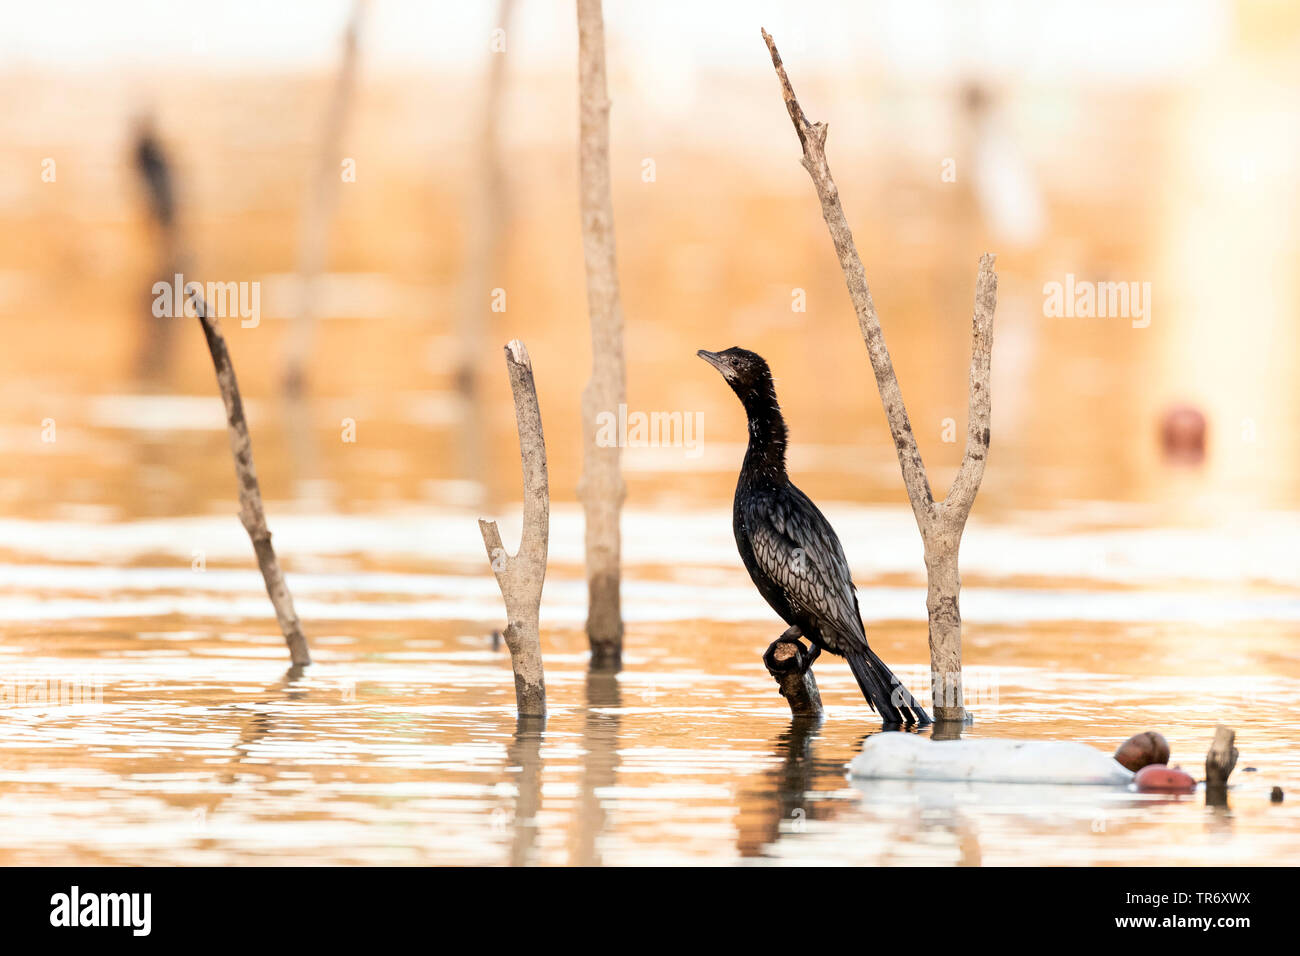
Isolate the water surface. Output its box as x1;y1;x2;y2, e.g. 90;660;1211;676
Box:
1;506;1295;866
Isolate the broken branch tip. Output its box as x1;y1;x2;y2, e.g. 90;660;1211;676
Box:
505;338;531;369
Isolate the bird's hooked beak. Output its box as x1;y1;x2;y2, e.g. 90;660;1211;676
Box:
697;349;728;377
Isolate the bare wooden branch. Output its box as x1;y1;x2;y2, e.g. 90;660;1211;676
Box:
763;636;824;719
945;254;997;518
576;0;627;665
761;29;998;721
1205;724;1238;789
761;28;934;519
283;0;366;395
479;340;549;717
187;287;310;666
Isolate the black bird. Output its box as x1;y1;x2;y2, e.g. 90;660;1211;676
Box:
699;347;930;726
132;121;176;232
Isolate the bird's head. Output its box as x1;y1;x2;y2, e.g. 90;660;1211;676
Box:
696;347;773;394
698;346;786;455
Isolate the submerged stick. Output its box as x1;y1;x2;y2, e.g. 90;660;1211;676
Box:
576;0;628;664
761;28;997;722
1205;724;1238;795
188;287;310;666
763;635;823;719
479;340;549;717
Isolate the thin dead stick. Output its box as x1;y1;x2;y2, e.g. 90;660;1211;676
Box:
1205;724;1238;806
762;29;996;722
283;0;366;395
576;0;627;665
455;0;516;498
188;287;310;666
479;340;549;717
763;636;823;719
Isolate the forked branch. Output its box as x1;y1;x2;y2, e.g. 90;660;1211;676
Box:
479;340;549;717
761;28;998;721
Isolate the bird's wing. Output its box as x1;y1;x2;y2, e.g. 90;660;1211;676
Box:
745;486;868;651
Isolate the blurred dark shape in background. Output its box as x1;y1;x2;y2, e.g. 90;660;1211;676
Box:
131;113;185;384
1160;403;1208;465
132;117;174;231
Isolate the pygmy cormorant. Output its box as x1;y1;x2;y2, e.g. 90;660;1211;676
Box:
698;346;930;726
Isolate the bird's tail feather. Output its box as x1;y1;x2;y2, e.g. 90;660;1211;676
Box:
847;648;931;726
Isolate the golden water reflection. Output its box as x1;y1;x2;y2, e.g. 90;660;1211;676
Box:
0;614;1294;866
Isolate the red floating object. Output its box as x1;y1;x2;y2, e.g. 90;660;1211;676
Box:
1114;731;1171;772
1135;764;1197;793
1159;404;1207;464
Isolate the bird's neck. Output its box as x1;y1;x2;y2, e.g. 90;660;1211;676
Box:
740;385;788;482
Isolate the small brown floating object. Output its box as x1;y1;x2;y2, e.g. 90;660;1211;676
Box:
1135;764;1197;793
1271;786;1284;803
1114;731;1171;772
1160;403;1207;463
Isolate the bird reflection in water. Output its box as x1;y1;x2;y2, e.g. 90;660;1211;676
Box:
735;716;824;858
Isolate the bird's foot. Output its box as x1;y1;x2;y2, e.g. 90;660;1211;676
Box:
775;627;820;674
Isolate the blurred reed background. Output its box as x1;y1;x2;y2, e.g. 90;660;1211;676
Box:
1;0;1298;528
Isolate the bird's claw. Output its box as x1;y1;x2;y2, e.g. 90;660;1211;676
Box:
770;626;820;673
775;627;820;673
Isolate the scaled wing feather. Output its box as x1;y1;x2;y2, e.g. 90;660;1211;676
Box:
745;488;867;653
